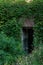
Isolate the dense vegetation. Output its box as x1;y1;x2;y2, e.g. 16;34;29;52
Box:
0;0;43;65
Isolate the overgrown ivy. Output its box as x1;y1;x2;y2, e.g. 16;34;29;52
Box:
0;0;43;65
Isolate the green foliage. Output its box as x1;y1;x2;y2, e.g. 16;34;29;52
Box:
16;48;43;65
0;18;21;38
0;0;43;65
0;32;22;64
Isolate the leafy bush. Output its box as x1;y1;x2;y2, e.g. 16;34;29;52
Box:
16;48;43;65
0;31;23;65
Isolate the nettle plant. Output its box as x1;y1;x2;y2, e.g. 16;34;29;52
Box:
0;0;43;65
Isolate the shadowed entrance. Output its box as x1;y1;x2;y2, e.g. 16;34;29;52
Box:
22;27;34;53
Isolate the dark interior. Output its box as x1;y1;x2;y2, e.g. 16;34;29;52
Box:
22;27;34;53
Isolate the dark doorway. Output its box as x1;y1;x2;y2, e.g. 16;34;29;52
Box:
22;27;34;54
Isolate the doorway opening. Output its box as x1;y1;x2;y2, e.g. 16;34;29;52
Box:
22;27;34;54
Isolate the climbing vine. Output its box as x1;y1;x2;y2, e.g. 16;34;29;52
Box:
0;0;43;65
